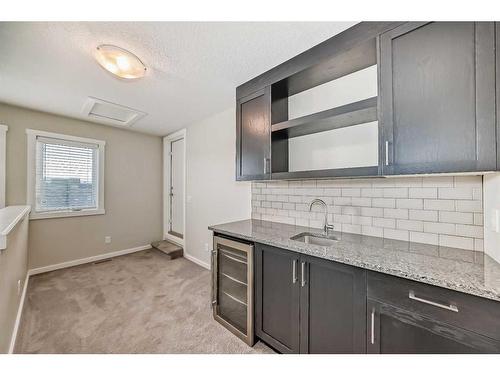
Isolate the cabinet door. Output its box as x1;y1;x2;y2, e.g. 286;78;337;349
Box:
379;22;497;175
255;243;300;353
300;255;366;353
367;299;500;354
236;87;271;180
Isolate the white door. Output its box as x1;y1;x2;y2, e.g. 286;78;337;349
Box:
170;138;184;238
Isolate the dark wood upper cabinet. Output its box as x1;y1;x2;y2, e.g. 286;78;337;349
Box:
379;22;497;175
236;87;271;181
300;254;366;354
254;243;300;353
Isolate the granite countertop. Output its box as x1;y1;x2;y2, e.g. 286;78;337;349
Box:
209;219;500;303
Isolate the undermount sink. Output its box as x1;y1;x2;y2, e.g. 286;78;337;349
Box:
290;232;339;247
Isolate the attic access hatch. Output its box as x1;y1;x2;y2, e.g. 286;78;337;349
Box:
83;97;147;127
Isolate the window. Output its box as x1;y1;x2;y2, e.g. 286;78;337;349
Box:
26;129;105;219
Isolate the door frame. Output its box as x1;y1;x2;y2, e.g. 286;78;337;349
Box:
163;129;186;247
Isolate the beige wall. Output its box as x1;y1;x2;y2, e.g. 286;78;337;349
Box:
0;215;28;353
0;103;163;268
185;107;251;267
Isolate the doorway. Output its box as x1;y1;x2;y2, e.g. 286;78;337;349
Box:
163;129;186;246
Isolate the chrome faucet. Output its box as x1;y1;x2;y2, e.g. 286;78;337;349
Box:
309;198;334;235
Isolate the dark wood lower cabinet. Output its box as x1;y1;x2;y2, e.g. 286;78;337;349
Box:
255;244;300;353
300;255;366;353
367;299;500;353
255;243;366;354
253;241;500;354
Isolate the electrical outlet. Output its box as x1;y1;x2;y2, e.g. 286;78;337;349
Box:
105;236;112;244
204;243;209;252
17;279;21;295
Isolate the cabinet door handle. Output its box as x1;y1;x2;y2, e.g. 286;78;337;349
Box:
409;290;459;312
263;157;270;174
211;250;217;306
385;141;390;166
300;262;306;287
292;259;298;284
370;308;375;345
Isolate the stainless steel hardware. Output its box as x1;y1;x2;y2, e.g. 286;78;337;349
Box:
211;250;217;306
408;290;459;313
263;157;270;174
309;198;334;235
292;259;298;284
301;262;306;287
385;141;390;166
222;291;247;306
370;308;375;344
221;251;247;264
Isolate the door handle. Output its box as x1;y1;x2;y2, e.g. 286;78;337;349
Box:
409;290;458;312
370;308;375;345
211;250;217;306
263;157;270;174
300;261;306;287
385;141;390;166
292;259;298;284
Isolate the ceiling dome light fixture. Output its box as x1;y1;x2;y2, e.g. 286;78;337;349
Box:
94;44;147;79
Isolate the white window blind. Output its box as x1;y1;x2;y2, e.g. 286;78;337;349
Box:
35;136;99;213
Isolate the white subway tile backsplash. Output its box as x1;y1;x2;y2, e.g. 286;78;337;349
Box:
361;188;384;197
423;199;455;211
351;197;372;207
372;198;396;208
383;208;409;219
384;228;409;241
423;222;456;235
383;188;408;198
372;217;396;229
409;209;438;222
422;176;454;187
456;224;483;239
409;187;438;199
362;225;384;237
455;200;482;213
439;235;474;250
396;198;423;209
397;219;424;232
410;231;438;245
438;187;473;200
253;176;484;252
438;211;473;225
342;188;361;197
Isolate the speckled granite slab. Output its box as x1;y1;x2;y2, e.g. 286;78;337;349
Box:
209;219;500;303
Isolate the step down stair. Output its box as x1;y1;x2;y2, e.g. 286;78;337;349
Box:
151;240;183;260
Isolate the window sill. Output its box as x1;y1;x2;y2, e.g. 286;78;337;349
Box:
29;208;105;220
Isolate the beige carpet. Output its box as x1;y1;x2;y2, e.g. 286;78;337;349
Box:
15;249;274;354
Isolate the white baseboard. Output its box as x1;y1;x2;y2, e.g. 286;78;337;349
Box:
28;244;151;276
8;272;29;354
184;252;210;270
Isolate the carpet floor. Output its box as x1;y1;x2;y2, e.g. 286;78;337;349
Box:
15;249;274;354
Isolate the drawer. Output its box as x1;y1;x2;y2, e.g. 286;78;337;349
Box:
367;271;500;341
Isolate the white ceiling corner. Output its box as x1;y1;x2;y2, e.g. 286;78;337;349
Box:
0;21;356;136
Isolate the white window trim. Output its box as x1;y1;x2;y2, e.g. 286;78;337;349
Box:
26;129;105;220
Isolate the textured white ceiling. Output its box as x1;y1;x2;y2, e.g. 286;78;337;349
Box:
0;22;356;135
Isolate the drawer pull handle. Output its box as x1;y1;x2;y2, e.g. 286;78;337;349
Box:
409;290;458;313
